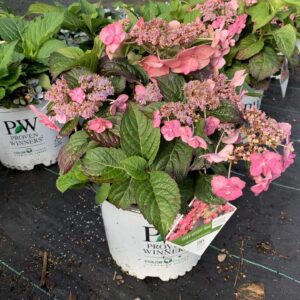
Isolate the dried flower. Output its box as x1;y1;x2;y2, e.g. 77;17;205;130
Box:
134;83;163;105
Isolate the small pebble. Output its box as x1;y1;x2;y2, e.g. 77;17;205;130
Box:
217;253;227;263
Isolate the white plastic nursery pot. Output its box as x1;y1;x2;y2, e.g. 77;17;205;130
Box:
242;89;263;110
0;102;67;170
101;201;201;281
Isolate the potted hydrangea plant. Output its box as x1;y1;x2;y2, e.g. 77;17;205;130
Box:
0;10;68;170
30;2;296;279
27;0;111;46
224;0;299;108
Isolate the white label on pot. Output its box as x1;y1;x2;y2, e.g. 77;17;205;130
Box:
166;199;236;256
280;58;289;98
101;201;200;280
0;104;67;169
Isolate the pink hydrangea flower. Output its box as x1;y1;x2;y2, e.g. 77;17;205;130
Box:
245;0;257;6
162;45;215;75
212;175;246;201
180;126;193;143
168;20;181;28
180;126;207;149
140;55;169;78
249;151;283;179
161;120;181;141
212;16;226;30
204;145;234;163
54;113;67;124
29;105;60;132
222;131;240;144
87;118;113;134
228;14;247;37
135;85;146;97
132;17;145;30
278;122;292;141
250;173;273;196
153;111;161;128
231;70;247;87
109;94;128;115
99;22;126;56
204;116;220;136
283;142;295;172
211;30;234;69
69;87;85;104
187;136;207;149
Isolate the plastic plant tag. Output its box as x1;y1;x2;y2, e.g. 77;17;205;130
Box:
296;39;300;52
166;199;236;256
280;58;289;98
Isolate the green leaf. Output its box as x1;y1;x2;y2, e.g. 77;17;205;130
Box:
249;47;281;81
82;147;129;182
140;102;166;119
59;117;79;137
284;0;300;6
49;47;97;78
56;161;88;193
120;103;160;164
22;12;64;58
207;100;242;124
109;76;126;94
0;16;27;42
92;36;105;58
62;10;85;32
6;81;24;94
211;164;228;176
156;73;185;102
99;57;149;84
123;7;139;25
80;0;97;15
0;88;5;100
152;139;193;182
121;156;149;180
0;65;22;87
183;10;201;23
63;67;92;88
246;2;275;31
28;2;63;14
195;174;225;205
95;183;110;205
36;39;66;65
236;35;264;60
178;176;194;214
49;47;84;78
38;73;51;90
194;118;211;142
108;179;136;209
135;171;181;237
0;41;18;78
274;24;296;58
141;1;159;21
190;153;205;171
57;130;96;174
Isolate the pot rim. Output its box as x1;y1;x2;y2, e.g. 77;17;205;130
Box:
0;100;45;113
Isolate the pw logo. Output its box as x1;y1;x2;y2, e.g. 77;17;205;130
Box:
4;117;37;135
144;226;163;242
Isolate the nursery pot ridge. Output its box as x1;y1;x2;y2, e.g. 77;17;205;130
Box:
0;102;67;170
101;201;201;281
